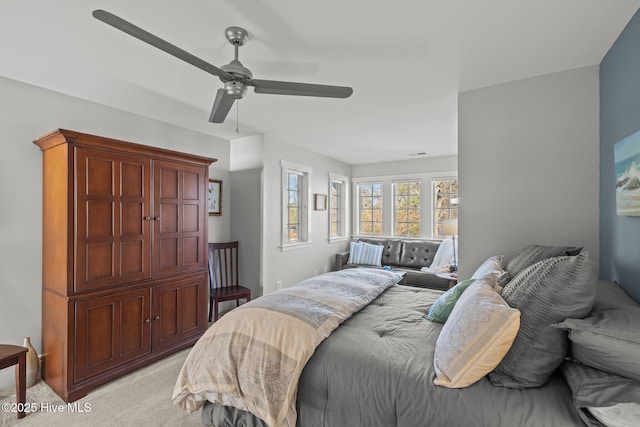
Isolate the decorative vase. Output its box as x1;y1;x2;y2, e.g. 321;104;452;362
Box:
23;337;39;387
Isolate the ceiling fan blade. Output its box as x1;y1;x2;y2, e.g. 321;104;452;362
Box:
248;79;353;98
209;89;236;123
92;9;233;81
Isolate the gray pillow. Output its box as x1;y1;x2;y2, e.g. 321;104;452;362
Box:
592;280;640;312
504;244;582;278
554;307;640;382
561;360;640;427
489;252;596;388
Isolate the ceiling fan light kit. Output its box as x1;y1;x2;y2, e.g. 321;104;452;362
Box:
92;10;353;124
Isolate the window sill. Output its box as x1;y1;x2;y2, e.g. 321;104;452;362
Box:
280;241;312;252
328;236;349;243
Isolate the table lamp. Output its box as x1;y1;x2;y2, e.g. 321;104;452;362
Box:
442;218;458;273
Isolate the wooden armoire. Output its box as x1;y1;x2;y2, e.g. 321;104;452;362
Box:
34;129;215;402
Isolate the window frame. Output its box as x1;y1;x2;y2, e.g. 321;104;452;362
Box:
281;160;312;251
328;173;349;242
356;181;384;236
352;171;457;239
393;179;421;237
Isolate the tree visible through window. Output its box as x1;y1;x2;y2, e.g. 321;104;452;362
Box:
287;172;302;241
433;178;458;237
359;183;382;235
394;181;420;236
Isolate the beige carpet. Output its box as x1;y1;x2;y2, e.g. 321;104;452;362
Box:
0;347;201;427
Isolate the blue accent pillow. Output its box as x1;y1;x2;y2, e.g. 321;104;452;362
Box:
348;241;384;267
426;278;476;323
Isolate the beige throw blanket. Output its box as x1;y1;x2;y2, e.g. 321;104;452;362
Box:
172;268;402;427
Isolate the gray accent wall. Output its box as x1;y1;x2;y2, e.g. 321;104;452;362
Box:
600;9;640;303
458;66;600;281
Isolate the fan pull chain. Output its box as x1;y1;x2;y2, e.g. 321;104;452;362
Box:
235;101;239;133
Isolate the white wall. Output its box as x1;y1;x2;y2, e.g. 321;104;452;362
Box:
458;66;600;278
261;137;352;293
0;76;231;391
230;168;263;298
230;134;264;171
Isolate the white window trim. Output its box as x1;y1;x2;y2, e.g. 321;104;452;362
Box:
328;173;350;243
354;180;385;236
352;171;457;239
392;179;421;238
281;160;312;251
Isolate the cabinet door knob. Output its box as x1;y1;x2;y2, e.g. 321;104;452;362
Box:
144;318;150;323
154;217;160;221
144;216;152;221
154;315;160;320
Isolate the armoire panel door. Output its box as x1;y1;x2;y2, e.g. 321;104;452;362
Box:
153;160;207;277
151;275;206;351
74;288;151;382
75;148;152;292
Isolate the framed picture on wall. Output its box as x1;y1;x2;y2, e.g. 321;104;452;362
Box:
208;179;222;216
614;129;640;216
314;193;327;211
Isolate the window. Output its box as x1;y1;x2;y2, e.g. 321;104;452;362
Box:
330;181;340;236
358;183;382;235
281;160;311;250
353;172;457;239
394;181;420;236
329;173;349;241
433;177;458;237
287;172;303;241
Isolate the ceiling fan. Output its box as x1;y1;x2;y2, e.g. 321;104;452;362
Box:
92;10;353;123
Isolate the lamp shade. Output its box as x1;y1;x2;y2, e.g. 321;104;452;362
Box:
442;218;458;236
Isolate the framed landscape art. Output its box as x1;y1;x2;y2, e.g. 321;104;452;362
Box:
614;129;640;216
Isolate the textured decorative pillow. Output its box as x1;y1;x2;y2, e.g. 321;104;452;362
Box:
471;255;509;288
592;280;640;312
347;241;384;267
489;252;596;388
561;360;640;427
504;244;582;278
426;279;475;323
359;238;403;266
553;307;640;382
433;278;520;388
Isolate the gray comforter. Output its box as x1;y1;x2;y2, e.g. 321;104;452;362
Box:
203;285;584;426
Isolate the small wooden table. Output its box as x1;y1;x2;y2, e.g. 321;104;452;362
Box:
436;272;458;289
0;344;28;419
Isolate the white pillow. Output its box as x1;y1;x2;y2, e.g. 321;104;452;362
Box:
433;277;520;388
471;255;509;288
347;241;383;267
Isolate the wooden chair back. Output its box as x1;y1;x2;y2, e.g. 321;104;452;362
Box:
208;241;239;290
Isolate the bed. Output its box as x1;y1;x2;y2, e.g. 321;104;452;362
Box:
172;248;640;427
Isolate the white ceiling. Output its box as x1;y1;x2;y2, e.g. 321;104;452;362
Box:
1;1;639;165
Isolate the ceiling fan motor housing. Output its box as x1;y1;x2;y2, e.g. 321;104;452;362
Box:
224;81;247;99
220;58;252;99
